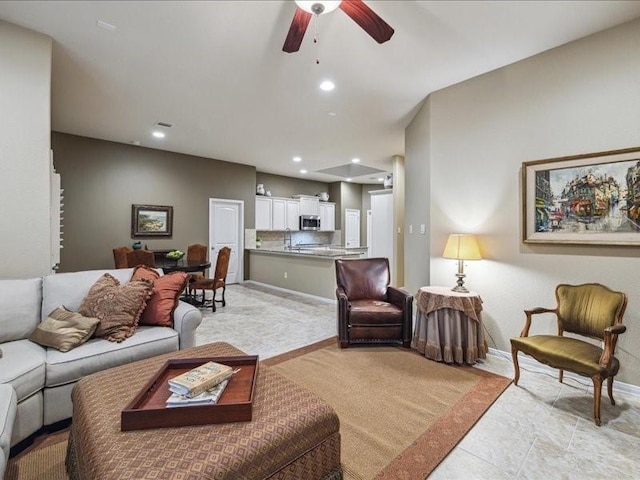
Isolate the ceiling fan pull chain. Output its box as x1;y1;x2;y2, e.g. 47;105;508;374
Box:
313;14;320;64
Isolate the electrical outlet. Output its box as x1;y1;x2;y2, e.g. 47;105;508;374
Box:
284;272;288;279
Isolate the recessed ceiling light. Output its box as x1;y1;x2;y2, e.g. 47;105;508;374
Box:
96;20;117;32
152;131;165;139
300;169;307;174
293;156;302;162
319;80;335;92
377;177;384;182
328;112;337;117
346;178;352;182
352;158;360;163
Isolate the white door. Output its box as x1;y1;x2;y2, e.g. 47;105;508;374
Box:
209;199;244;284
345;209;360;247
366;210;372;257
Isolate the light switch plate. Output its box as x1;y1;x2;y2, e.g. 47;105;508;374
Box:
420;224;426;235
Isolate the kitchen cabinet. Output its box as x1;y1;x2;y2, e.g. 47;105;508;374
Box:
319;202;335;231
286;199;300;231
271;198;287;231
256;197;300;231
296;195;320;216
255;197;272;230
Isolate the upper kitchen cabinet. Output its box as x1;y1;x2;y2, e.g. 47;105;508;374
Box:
319;202;335;231
256;197;300;231
295;195;320;216
256;196;272;230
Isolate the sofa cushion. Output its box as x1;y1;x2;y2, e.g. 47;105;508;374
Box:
0;278;42;343
29;306;100;352
0;340;46;402
41;268;140;322
131;266;188;327
79;274;153;343
45;326;179;387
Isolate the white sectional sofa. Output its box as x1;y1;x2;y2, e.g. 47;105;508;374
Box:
0;267;202;454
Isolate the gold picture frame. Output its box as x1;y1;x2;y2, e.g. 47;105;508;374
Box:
522;147;640;245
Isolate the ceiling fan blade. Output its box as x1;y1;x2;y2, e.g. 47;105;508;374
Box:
283;8;313;53
339;0;394;44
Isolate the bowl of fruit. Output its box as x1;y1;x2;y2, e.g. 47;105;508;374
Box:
166;250;185;261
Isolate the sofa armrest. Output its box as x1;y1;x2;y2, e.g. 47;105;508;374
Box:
172;301;202;349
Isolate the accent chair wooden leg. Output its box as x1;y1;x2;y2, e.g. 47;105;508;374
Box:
221;286;226;307
511;346;520;386
592;375;603;426
559;369;564;384
212;289;217;312
607;376;616;405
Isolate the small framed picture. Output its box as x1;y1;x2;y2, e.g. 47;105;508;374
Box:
131;204;173;238
522;147;640;245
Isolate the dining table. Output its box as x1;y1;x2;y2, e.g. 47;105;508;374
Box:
158;259;212;306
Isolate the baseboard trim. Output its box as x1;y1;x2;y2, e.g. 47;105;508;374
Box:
487;347;640;398
242;280;337;305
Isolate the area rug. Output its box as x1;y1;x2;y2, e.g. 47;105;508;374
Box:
6;338;510;480
264;339;511;480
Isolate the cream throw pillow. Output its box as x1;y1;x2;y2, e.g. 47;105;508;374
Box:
29;306;100;352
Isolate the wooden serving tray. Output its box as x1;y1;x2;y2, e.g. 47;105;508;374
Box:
121;355;259;431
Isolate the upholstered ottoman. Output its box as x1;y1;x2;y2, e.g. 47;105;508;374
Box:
65;342;342;480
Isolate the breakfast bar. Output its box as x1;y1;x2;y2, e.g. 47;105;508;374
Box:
248;246;366;300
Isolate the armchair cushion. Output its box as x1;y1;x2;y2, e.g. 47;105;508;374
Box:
511;335;618;378
349;300;403;325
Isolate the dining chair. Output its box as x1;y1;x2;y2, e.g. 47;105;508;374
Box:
189;247;231;312
186;243;208;283
125;249;156;268
113;246;133;268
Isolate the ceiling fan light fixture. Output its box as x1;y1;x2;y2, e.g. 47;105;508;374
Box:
295;1;342;15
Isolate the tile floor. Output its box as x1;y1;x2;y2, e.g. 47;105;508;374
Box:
196;283;640;479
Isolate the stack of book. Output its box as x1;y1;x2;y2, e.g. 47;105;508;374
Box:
166;361;235;408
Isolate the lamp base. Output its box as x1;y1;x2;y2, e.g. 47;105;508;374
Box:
451;273;469;293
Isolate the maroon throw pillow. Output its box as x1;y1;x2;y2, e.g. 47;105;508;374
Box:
131;265;188;327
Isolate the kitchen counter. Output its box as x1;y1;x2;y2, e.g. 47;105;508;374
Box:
248;246;368;299
248;245;365;259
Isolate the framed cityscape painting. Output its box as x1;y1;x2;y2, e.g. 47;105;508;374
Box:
131;204;173;238
522;147;640;245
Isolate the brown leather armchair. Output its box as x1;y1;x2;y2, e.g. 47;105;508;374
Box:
335;257;413;348
511;283;627;426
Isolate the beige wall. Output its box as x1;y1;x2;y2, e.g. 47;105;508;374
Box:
405;19;640;385
52;133;256;273
0;21;52;278
256;172;329;198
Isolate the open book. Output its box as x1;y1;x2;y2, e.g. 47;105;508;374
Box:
166;379;229;407
168;361;233;398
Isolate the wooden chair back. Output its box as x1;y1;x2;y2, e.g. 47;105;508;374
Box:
126;249;155;268
113;246;133;269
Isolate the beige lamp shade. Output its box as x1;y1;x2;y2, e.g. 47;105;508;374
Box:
442;234;481;260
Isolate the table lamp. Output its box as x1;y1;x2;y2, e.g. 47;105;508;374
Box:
442;234;481;293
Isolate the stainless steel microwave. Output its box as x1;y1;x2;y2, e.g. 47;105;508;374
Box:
300;215;321;231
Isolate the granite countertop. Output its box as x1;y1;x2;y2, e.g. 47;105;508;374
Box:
247;245;365;259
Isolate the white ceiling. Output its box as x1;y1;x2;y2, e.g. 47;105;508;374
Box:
2;1;640;183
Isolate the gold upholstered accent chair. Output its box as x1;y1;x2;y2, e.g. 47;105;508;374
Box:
510;283;627;426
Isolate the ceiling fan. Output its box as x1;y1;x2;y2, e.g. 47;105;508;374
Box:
283;0;394;53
